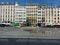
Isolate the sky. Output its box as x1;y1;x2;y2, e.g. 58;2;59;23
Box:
0;0;60;6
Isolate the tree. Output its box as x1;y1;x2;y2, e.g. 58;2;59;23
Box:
26;18;31;26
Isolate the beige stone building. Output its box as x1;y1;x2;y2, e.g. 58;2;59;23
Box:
38;5;60;26
38;4;46;26
0;2;15;23
45;6;60;26
15;2;26;24
26;3;38;26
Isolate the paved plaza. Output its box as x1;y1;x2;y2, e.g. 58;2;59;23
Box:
0;27;60;39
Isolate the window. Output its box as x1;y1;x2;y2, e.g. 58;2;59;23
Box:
3;19;4;21
38;17;41;19
58;17;59;20
42;11;45;13
19;15;22;17
54;18;56;19
46;14;49;16
20;12;23;14
54;14;56;16
58;11;59;13
38;21;41;22
38;11;41;13
49;17;50;19
58;21;59;23
38;14;41;16
42;14;45;16
55;11;56;13
52;20;53;22
8;19;9;21
3;15;4;17
19;21;22;22
58;14;59;16
11;9;12;11
54;21;56;23
49;20;50;22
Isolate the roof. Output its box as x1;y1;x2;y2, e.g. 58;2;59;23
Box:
0;3;15;5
